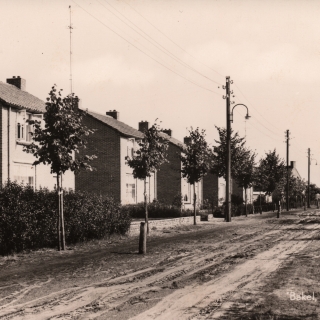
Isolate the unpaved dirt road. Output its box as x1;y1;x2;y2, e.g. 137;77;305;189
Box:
1;210;320;319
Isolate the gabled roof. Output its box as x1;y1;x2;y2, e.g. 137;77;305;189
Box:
0;81;46;113
160;132;186;150
87;110;186;148
87;110;144;139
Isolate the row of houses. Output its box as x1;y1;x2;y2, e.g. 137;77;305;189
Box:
0;75;267;209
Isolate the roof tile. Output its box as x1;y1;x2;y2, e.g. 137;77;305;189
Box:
0;81;45;113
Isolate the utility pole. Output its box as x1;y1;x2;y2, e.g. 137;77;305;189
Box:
286;130;290;211
308;148;311;208
225;76;231;222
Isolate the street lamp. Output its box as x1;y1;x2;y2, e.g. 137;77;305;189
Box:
225;86;250;222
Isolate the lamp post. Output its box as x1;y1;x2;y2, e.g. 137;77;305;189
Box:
225;79;250;222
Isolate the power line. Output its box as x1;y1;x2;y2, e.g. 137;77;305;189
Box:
97;0;223;86
123;0;225;80
233;83;283;134
71;0;221;95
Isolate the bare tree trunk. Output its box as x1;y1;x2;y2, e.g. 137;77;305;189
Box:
57;175;61;251
144;178;149;235
60;174;65;250
193;184;197;225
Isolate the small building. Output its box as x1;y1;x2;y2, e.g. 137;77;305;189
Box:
75;111;156;204
157;130;202;210
0;76;74;190
203;173;226;207
76;114;202;208
232;179;253;204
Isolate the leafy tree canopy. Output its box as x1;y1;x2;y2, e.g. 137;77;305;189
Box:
210;126;250;181
126;121;169;180
24;85;96;175
181;127;212;185
254;149;286;196
235;148;256;190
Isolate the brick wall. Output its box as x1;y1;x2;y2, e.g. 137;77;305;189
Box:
75;114;121;201
203;172;219;206
157;143;181;204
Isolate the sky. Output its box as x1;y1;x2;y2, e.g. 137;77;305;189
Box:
1;0;320;184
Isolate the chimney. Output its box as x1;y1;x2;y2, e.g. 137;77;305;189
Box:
6;76;26;91
290;161;296;169
184;137;191;145
139;121;149;133
106;110;119;120
162;129;172;136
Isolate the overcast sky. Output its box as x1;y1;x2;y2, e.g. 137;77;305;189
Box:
1;0;320;184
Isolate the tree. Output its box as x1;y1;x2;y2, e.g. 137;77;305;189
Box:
211;126;250;181
24;85;96;251
289;175;306;205
254;149;286;199
234;148;256;216
181;128;212;225
126;121;169;252
307;183;320;202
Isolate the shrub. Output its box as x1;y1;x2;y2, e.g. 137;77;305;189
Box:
0;181;131;255
123;201;195;219
172;192;183;209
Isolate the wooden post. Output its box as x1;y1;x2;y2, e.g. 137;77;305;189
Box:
193;184;197;225
259;191;262;214
277;200;281;218
244;188;247;217
139;222;147;254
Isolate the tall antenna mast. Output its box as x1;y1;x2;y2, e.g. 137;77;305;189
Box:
68;5;73;95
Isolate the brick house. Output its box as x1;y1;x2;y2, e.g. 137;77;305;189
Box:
0;76;74;190
203;173;226;207
75;111;156;204
156;130;203;210
76;115;202;208
232;179;253;204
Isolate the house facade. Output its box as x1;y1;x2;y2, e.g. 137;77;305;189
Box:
0;76;74;190
156;129;202;210
203;173;226;207
232;179;253;204
75;115;202;207
75;111;156;204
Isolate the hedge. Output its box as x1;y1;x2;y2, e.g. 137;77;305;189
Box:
123;201;196;219
0;181;131;255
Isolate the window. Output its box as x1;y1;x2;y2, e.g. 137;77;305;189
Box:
13;164;34;187
182;179;191;203
127;138;135;158
126;174;136;204
16;111;43;142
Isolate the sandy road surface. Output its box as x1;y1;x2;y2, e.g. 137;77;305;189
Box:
0;210;319;319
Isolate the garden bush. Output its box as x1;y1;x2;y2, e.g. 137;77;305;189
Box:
123;200;196;219
0;181;131;255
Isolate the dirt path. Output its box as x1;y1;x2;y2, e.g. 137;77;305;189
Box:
0;210;319;319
